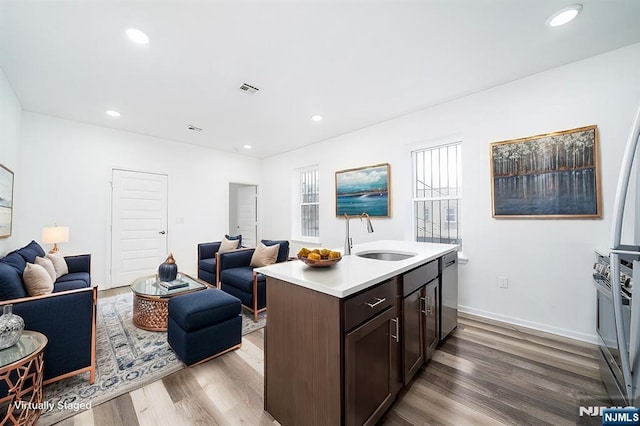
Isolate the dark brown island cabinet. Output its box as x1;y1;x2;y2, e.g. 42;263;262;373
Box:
401;259;440;383
264;254;455;426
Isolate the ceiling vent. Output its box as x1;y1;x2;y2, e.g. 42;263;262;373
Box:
187;125;203;132
239;83;259;94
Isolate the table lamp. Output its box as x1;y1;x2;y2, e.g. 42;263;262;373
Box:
42;226;69;253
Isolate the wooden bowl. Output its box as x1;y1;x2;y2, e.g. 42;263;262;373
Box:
298;255;342;268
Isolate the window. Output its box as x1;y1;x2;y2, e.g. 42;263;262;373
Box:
300;167;319;238
412;143;462;246
445;207;456;223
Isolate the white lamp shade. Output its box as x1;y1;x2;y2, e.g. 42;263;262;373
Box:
42;226;69;244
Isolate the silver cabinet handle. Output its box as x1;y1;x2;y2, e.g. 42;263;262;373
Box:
366;297;386;308
420;296;427;315
426;296;433;315
390;317;399;343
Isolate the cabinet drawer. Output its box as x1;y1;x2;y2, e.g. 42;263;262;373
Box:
344;279;396;332
402;260;438;296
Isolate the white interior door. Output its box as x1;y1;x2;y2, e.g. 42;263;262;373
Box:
237;185;257;247
111;169;168;288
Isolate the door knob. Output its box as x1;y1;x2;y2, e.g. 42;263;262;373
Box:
159;231;166;235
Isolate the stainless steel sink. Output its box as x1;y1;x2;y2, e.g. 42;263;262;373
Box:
356;251;416;261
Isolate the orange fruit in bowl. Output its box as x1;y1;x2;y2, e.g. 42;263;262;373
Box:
328;251;341;259
308;252;321;261
297;247;311;257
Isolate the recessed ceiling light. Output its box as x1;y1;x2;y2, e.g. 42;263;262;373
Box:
546;4;583;27
105;110;121;117
126;28;150;44
243;144;252;149
311;115;323;121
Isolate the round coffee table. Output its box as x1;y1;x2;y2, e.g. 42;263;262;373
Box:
0;331;48;425
131;273;208;331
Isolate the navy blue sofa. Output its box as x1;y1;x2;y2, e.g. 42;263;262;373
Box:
217;240;289;321
0;240;96;385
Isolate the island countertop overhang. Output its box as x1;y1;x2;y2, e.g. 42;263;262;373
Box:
255;240;459;298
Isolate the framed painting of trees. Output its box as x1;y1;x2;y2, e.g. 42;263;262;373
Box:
490;125;601;218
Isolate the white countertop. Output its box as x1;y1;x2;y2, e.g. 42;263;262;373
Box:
255;240;458;298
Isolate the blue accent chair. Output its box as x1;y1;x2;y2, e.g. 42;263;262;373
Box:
0;240;96;386
197;234;242;286
217;240;289;321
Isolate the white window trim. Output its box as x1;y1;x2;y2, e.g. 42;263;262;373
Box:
291;165;320;244
407;137;465;259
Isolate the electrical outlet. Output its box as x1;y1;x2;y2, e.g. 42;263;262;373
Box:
498;276;509;289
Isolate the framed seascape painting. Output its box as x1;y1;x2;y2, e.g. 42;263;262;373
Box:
0;163;13;237
490;125;601;219
335;163;390;217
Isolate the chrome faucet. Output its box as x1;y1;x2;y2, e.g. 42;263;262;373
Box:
344;213;374;255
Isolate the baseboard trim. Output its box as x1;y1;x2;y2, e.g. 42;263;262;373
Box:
458;304;598;345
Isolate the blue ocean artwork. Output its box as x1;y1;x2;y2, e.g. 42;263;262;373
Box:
336;165;389;216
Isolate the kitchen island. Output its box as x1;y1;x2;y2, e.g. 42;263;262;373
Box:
255;240;458;426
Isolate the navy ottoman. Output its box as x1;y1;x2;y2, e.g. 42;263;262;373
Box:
167;288;242;366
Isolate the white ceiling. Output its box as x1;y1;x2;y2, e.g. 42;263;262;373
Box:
1;1;640;158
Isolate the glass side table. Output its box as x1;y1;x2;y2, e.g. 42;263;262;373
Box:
0;331;48;425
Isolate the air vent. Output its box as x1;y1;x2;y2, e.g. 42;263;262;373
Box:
239;83;259;94
187;125;203;132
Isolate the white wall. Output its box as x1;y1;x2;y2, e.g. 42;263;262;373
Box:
17;113;261;288
0;67;22;255
261;43;640;342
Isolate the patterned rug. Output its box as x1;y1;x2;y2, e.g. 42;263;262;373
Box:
39;291;266;425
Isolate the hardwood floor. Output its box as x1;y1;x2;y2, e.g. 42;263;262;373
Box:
54;313;608;426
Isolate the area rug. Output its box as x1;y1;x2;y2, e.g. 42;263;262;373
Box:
39;291;266;425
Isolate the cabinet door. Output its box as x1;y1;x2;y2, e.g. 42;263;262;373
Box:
424;279;439;361
403;287;424;384
345;306;399;426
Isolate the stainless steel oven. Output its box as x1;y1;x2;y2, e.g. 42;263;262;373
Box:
593;250;633;405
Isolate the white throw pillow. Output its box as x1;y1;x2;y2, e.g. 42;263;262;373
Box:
35;256;56;282
23;263;54;296
46;251;69;278
250;242;280;267
219;236;240;253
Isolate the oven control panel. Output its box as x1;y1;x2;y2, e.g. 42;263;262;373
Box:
594;251;632;294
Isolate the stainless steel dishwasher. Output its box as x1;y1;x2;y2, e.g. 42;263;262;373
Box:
440;251;458;340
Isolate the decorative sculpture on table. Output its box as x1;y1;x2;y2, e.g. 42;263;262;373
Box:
158;253;178;282
0;304;24;349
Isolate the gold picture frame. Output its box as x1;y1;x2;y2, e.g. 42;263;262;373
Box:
335;163;390;217
490;125;601;219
